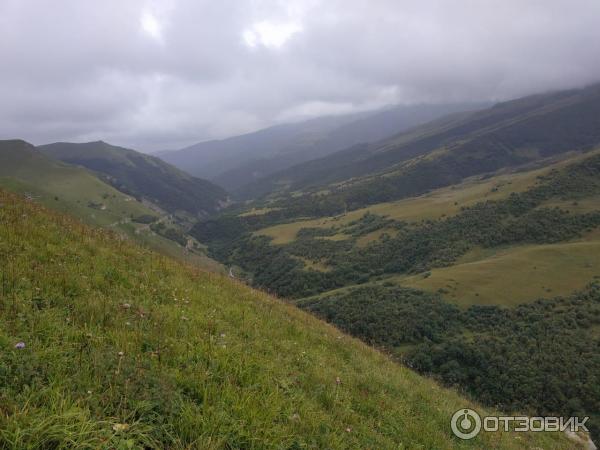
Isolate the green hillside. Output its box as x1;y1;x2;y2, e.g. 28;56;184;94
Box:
241;83;600;213
0;188;578;449
193;149;600;440
39;141;228;217
400;237;600;307
0;140;223;274
0;140;153;227
159;103;482;191
194;149;600;300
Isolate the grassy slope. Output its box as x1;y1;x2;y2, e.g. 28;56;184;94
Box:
250;151;600;307
400;237;600;307
0;140;152;228
0;140;224;274
39;141;228;217
0;189;576;449
254;163;550;245
246;83;600;204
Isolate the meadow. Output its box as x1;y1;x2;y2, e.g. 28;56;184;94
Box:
0;189;577;449
253;162;556;245
400;238;600;307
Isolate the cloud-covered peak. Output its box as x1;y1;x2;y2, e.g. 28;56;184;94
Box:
1;0;599;151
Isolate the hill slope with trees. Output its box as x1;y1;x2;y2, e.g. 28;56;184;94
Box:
160;103;483;191
39;141;228;217
242;83;600;203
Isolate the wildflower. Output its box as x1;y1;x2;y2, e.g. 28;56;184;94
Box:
112;423;130;432
125;322;131;326
87;390;93;395
14;342;25;349
336;376;341;385
118;351;124;357
345;427;352;433
122;303;131;309
290;413;300;421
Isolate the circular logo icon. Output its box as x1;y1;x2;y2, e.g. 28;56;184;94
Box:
451;408;482;440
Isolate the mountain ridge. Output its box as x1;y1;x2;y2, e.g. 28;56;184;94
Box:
159;103;486;191
0;139;224;273
240;83;600;208
39;140;228;217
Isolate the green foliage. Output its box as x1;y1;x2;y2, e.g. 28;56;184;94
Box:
201;154;600;300
39;141;228;216
305;284;600;441
150;222;188;247
132;214;158;224
299;286;461;346
1;189;570;449
408;287;600;440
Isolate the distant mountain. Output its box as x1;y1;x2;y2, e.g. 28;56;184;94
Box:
159;103;485;191
0;139;225;272
0;139;58;176
157;113;369;190
242;83;600;202
0;139;156;226
39;141;228;217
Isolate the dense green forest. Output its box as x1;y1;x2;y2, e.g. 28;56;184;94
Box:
299;284;600;440
193;153;600;299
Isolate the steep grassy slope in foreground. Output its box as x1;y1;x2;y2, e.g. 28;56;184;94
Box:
0;190;576;449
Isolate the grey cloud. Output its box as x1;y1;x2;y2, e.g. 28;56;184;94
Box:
1;0;599;151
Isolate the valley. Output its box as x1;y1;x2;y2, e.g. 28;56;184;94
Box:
192;86;600;441
3;3;600;448
2;86;600;447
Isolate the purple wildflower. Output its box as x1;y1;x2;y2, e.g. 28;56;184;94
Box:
15;342;25;349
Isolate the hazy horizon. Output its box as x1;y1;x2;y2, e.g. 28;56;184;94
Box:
1;0;600;151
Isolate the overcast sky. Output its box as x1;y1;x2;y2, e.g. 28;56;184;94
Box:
1;0;599;151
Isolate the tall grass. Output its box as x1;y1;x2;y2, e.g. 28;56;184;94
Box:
0;190;577;449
